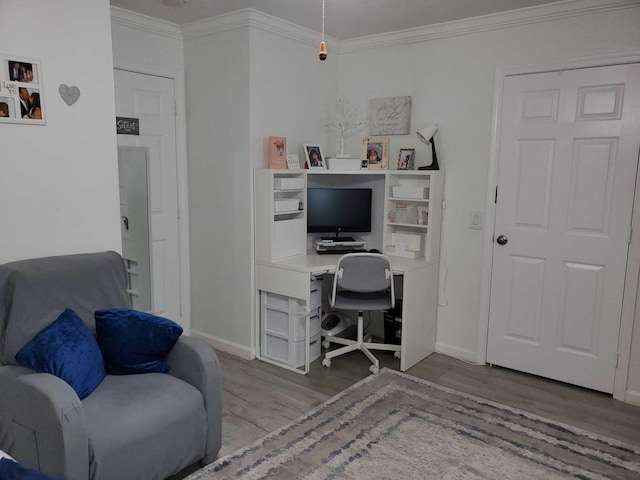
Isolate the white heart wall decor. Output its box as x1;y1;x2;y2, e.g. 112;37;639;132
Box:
59;84;81;106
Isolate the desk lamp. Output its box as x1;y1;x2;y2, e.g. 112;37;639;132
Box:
416;123;439;170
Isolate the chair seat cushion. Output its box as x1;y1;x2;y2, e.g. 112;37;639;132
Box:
82;373;206;480
95;309;183;374
14;309;106;400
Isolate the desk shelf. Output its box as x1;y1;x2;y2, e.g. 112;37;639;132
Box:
255;170;307;262
387;222;429;229
383;171;443;260
389;197;430;203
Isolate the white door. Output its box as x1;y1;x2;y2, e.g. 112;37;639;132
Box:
114;69;182;324
487;64;640;393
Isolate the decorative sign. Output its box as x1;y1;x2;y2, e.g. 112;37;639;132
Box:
0;55;46;125
59;84;80;106
116;117;139;135
368;96;411;135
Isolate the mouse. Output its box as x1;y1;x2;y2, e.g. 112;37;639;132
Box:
369;249;381;254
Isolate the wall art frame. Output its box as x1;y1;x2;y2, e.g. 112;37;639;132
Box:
368;96;411;135
0;55;45;125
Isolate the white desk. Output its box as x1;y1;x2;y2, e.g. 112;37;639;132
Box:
255;250;438;372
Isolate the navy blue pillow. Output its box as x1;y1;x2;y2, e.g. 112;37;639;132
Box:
95;309;183;374
14;309;106;400
0;458;62;480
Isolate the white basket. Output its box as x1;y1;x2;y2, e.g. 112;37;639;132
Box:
274;177;304;190
274;199;300;212
392;186;428;199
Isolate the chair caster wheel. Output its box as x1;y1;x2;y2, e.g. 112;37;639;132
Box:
369;365;379;374
322;358;331;368
322;340;330;349
394;351;401;359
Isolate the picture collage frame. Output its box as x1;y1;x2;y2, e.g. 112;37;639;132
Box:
0;55;45;125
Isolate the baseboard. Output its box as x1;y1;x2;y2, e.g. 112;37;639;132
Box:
624;389;640;407
189;330;255;360
435;342;477;364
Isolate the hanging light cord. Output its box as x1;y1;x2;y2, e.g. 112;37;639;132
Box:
319;0;327;60
321;0;325;44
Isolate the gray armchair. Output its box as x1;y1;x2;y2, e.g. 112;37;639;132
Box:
0;251;222;479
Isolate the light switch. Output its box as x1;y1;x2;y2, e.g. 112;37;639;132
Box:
470;211;483;230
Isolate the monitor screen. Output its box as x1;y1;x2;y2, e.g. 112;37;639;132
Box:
307;188;372;235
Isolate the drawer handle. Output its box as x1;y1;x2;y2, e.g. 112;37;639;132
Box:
310;340;318;345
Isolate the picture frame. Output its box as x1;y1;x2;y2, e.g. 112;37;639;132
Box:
397;148;415;170
0;55;45;125
303;144;326;169
268;136;287;169
286;154;300;169
361;136;389;170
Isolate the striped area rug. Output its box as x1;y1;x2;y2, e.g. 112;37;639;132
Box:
188;369;640;479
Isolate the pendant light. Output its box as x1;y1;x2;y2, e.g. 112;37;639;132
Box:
318;0;327;61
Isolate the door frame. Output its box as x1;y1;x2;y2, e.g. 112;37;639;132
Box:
113;60;192;335
477;51;640;401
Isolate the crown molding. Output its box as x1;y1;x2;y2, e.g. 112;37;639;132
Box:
182;8;340;49
341;0;639;53
110;6;183;40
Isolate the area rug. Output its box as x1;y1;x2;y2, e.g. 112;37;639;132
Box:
188;369;640;479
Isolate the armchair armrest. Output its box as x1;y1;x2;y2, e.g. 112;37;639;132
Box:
0;366;89;480
166;336;222;464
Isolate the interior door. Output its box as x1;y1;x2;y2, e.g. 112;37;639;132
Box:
114;69;182;325
487;63;640;393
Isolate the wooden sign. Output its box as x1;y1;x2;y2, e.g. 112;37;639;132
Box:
116;117;139;135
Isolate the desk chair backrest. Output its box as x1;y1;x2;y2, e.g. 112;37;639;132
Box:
330;253;395;310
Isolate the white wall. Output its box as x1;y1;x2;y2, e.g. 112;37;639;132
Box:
183;22;252;354
0;1;120;263
111;8;184;73
338;5;640;362
182;11;336;355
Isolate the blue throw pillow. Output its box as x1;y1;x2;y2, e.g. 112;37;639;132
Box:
14;309;106;400
95;309;183;374
0;458;62;480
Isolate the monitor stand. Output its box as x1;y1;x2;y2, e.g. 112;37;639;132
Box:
322;235;355;243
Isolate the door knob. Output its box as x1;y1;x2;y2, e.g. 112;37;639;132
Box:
496;235;508;245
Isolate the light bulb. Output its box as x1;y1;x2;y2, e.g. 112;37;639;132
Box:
319;41;327;61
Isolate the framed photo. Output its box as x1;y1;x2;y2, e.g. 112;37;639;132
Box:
268;136;287;169
303;144;326;169
0;55;45;125
286;154;300;169
361;136;389;170
398;148;415;170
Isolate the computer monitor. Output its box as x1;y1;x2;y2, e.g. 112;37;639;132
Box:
307;188;372;240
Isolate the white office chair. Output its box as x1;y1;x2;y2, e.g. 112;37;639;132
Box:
321;253;401;374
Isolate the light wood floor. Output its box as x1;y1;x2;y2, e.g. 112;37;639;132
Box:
218;348;640;459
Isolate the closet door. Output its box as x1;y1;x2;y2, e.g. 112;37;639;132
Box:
487;63;640;393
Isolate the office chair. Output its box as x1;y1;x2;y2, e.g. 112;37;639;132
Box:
321;253;400;374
